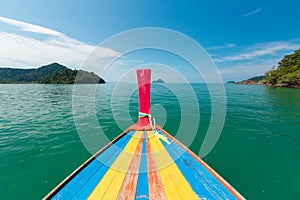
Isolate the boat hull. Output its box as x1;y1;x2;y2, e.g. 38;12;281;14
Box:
44;127;244;200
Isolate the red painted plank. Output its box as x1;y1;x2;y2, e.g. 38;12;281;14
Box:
146;135;167;200
117;136;144;200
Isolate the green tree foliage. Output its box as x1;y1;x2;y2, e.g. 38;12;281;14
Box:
0;63;105;84
248;75;266;82
264;49;300;87
0;63;67;83
38;68;76;84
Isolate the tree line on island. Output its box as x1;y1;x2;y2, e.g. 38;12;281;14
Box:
232;49;300;88
0;63;105;84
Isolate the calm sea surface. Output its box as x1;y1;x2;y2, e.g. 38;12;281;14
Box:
0;83;300;199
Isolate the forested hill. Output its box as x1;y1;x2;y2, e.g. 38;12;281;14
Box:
264;49;300;87
0;63;105;84
234;49;300;88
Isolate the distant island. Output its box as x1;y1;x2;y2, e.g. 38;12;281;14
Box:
0;63;105;84
152;78;165;84
234;49;300;88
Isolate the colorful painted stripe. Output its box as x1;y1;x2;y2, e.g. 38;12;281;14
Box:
160;128;244;199
135;132;148;200
52;131;133;199
147;131;199;200
47;129;244;200
117;135;143;200
158;130;237;199
87;131;143;199
146;134;167;199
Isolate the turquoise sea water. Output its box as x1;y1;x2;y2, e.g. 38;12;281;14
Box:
0;83;300;199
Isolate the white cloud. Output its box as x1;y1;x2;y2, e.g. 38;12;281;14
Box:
0;17;64;36
0;17;122;71
243;8;261;17
220;58;278;81
0;31;121;69
212;40;300;81
207;43;236;50
215;40;300;62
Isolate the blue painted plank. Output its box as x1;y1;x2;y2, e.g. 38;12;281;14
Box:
52;131;135;199
74;131;136;199
158;130;238;200
135;131;148;200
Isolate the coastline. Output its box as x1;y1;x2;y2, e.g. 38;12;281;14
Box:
232;81;300;89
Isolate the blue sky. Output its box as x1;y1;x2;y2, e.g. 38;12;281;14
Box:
0;0;300;82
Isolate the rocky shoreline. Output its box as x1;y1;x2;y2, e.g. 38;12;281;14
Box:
234;80;264;85
232;80;300;88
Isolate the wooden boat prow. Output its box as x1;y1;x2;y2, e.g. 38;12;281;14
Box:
44;69;244;200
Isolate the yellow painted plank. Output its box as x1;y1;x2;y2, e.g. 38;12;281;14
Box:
148;131;199;200
87;131;143;200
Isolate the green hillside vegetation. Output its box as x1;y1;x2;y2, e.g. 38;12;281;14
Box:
0;63;67;83
248;75;266;82
38;68;76;84
0;63;105;84
264;49;300;87
39;69;105;84
234;75;265;85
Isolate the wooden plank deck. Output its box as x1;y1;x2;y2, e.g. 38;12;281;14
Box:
45;129;244;200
